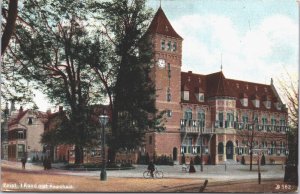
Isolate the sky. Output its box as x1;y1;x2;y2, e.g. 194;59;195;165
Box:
34;0;298;112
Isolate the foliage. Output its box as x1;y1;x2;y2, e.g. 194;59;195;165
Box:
8;0;109;164
155;155;174;166
278;73;298;183
94;0;157;152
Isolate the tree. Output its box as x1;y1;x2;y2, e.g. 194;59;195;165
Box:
236;126;286;171
2;0;18;55
279;73;298;184
7;0;106;164
94;0;157;156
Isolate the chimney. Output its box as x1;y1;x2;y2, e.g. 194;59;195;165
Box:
19;106;23;113
46;109;52;115
59;106;63;112
10;99;16;113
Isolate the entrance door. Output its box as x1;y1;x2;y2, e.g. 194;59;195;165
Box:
226;141;233;159
173;147;178;161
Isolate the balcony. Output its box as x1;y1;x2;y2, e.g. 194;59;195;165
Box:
180;119;215;134
233;122;289;133
214;120;235;129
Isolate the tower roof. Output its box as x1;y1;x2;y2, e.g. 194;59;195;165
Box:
147;7;182;39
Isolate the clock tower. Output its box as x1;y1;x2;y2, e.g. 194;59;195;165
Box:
145;6;183;161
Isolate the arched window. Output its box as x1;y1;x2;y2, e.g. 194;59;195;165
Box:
184;108;193;127
198;110;205;128
218;142;224;154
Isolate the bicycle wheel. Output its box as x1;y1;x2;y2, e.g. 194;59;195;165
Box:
143;171;151;179
155;171;164;178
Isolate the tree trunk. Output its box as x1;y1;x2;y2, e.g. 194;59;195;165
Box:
2;0;18;55
74;145;83;164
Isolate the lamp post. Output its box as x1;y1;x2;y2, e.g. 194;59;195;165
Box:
99;115;109;181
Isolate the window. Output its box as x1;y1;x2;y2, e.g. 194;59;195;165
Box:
253;100;260;108
167;40;171;51
182;137;193;154
172;42;177;51
161;40;165;50
252;114;258;124
198;93;204;102
262;117;268;125
167;93;171;102
218;142;224;154
17;144;25;158
280;118;286;126
18;131;25;139
183;91;189;101
218;112;224;128
167;88;171;102
226;112;234;128
167;63;171;78
241;98;248;107
264;101;271;109
149;136;152;144
271;117;276;125
198;110;205;128
275;102;282;110
184;109;193;127
242;114;248;124
28;117;33;125
167;110;172;117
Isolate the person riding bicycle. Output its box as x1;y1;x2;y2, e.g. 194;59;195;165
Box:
147;160;155;178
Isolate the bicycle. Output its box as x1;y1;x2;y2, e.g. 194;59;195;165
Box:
143;168;164;178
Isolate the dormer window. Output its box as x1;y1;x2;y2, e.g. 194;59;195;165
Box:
264;100;271;109
161;39;165;50
275;102;282;110
252;99;260;108
199;93;204;102
195;93;204;102
182;91;189;101
240;98;248;107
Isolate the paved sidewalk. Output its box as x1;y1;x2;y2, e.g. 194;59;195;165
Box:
1;160;285;181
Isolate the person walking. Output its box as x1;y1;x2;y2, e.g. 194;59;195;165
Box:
21;156;27;169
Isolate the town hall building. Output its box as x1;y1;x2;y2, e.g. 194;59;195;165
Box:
144;7;289;165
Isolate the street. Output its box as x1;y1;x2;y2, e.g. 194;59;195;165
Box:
1;160;298;192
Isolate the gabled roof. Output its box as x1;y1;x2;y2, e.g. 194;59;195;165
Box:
147;7;182;39
8;109;47;127
180;71;287;113
205;71;233;98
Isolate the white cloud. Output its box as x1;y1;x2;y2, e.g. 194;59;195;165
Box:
172;14;298;85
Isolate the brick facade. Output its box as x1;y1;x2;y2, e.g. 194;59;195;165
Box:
144;7;289;165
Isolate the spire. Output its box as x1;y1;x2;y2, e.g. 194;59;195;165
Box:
220;53;223;71
146;7;182;39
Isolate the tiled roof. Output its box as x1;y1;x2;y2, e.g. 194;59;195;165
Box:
8;109;47;127
181;71;287;113
8;110;28;127
146;7;182;39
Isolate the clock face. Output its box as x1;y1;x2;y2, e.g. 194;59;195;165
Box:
157;59;166;68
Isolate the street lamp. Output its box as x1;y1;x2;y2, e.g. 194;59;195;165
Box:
99;115;109;181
